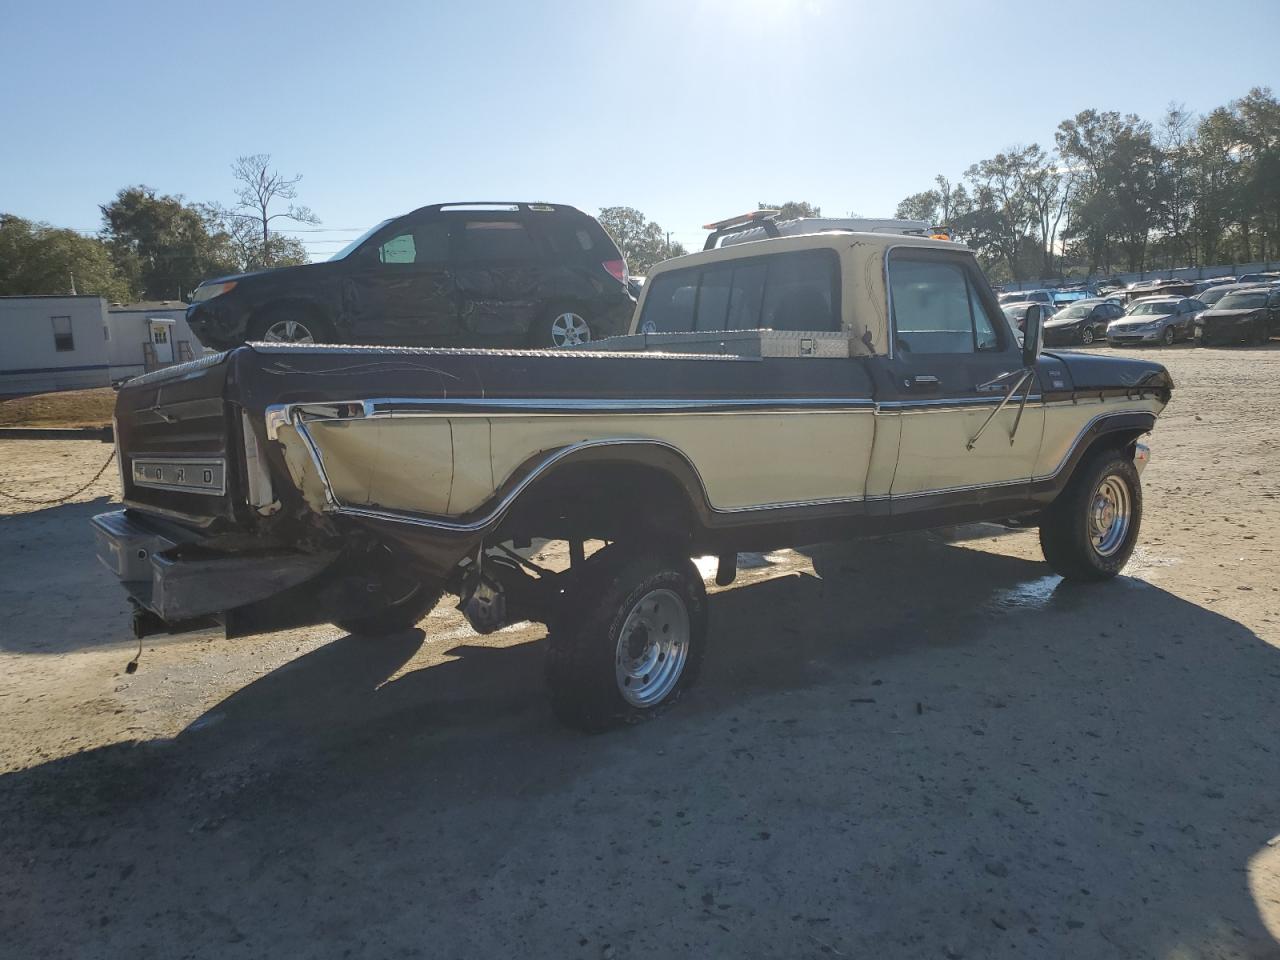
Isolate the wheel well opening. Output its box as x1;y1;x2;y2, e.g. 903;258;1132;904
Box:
494;461;703;546
1083;429;1146;464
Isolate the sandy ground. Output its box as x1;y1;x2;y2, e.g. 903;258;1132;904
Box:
1;344;1278;959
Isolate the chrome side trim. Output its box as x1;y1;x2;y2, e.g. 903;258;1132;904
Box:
365;396;879;416
274;400;1155;534
265;394;1055;437
265;397;880;438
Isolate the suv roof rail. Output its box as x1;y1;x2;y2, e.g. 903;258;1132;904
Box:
702;210;781;250
412;201;584;216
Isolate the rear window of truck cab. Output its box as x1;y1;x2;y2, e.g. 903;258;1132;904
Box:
639;249;840;334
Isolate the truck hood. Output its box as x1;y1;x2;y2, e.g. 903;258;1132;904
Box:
1044;350;1174;394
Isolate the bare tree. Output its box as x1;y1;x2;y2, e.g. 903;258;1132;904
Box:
227;154;319;266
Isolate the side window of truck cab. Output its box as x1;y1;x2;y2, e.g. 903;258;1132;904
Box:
639;250;839;335
889;254;1004;355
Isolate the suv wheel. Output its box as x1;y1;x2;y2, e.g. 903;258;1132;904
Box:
543;308;592;348
251;308;329;345
546;546;707;732
1039;450;1142;581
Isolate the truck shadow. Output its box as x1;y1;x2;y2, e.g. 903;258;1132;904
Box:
2;534;1277;958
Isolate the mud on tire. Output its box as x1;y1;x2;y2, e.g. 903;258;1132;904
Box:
546;546;707;732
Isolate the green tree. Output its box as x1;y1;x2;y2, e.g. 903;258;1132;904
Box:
895;189;941;222
203;202;309;272
597;206;686;275
100;186;240;300
759;200;821;220
0;214;131;301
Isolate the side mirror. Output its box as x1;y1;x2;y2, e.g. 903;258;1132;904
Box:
1022;303;1044;366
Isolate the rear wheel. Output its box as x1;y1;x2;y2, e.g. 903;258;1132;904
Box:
535;304;593;348
335;582;443;636
1040;450;1142;581
546;546;707;732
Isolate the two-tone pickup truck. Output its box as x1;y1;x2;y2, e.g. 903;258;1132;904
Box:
94;226;1173;730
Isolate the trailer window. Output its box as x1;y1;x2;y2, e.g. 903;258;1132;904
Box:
51;316;74;352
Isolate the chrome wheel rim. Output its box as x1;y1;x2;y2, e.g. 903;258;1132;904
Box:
1081;327;1094;345
263;319;315;343
1090;475;1132;557
1162;327;1174;345
615;588;689;707
550;312;591;348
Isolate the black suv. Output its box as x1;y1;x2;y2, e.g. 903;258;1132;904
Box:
186;202;634;349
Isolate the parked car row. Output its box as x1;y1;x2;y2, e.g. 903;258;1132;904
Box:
1006;284;1280;349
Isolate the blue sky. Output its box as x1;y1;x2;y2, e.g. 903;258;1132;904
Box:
2;0;1277;258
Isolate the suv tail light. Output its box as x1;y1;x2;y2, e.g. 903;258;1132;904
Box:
602;259;627;284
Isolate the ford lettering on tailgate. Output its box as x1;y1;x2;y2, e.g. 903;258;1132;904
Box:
131;458;226;496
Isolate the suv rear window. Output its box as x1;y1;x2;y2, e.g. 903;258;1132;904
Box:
639;250;839;334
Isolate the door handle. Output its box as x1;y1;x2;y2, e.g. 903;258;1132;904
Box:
904;374;940;391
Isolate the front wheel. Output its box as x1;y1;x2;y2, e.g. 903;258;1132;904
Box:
546;547;707;732
1161;326;1176;346
249;308;330;345
1080;326;1095;345
1039;450;1143;581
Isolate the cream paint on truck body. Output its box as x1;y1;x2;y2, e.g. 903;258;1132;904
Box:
278;406;880;517
276;393;1163;521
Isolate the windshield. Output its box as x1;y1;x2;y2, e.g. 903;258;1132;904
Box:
997;292;1021;305
1126;300;1176;317
329;219;393;261
1055;304;1092;319
1002;305;1028;319
1217;292;1268;310
1199;286;1230;305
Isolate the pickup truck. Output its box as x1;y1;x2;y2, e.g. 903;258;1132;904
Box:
93;230;1174;731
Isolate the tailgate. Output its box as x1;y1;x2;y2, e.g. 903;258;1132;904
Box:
115;353;242;527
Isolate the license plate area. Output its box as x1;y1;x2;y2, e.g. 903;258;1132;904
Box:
131;457;226;496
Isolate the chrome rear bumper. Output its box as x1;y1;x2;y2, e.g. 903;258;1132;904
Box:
92;510;336;624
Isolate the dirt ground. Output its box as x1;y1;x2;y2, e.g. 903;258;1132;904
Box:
1;344;1278;959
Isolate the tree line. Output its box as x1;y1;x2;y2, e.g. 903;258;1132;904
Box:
0;155;316;302
895;86;1280;282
